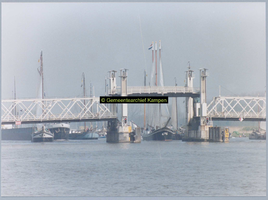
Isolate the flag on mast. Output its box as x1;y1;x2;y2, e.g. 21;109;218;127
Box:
148;43;153;50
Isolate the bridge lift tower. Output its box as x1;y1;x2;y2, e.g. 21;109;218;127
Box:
106;69;141;143
184;67;210;141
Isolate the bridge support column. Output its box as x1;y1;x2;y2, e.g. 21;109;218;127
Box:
106;119;119;143
185;66;194;138
106;70;120;143
120;69;128;126
115;69;132;142
199;68;209;140
109;70;117;116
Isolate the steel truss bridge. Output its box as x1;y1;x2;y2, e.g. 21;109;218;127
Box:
207;96;266;121
1;97;116;124
1;96;266;125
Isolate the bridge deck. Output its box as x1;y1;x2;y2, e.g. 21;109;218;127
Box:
109;86;200;97
1;97;116;125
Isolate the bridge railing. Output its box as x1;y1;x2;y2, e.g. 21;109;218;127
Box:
207;96;266;119
108;86;200;95
1;97;116;124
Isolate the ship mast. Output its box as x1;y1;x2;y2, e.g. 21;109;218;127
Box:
258;94;260;132
82;72;86;132
14;76;17;117
175;77;178;131
155;41;157;86
13;76;17;127
37;51;44;112
144;70;146;129
41;52;44;100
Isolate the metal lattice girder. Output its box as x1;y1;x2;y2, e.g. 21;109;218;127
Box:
207;96;266;120
1;97;116;124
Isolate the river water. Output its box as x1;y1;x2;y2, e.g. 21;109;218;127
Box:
1;137;266;196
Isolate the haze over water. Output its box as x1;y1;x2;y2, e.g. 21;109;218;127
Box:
1;138;265;196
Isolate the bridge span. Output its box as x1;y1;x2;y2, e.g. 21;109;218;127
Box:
1;97;117;125
108;86;200;98
206;96;266;121
1;95;265;125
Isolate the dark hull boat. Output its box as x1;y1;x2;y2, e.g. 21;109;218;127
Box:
32;126;54;142
49;123;70;140
142;127;174;141
249;131;266;140
69;131;99;140
1;127;36;140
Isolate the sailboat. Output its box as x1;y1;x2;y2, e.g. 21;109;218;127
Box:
69;73;98;140
249;100;266;140
32;51;53;142
1;77;37;140
32;125;54;142
249;122;266;140
142;41;174;141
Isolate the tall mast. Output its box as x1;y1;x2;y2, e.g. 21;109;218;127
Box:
155;41;157;86
258;94;260;132
151;41;154;86
90;82;93;130
175;77;178;130
41;51;44;100
144;70;146;129
14;76;16;117
82;72;86;132
157;41;161;127
37;51;44;113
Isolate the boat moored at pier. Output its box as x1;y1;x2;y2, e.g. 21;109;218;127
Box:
48;123;70;140
32;126;54;142
249;131;266;140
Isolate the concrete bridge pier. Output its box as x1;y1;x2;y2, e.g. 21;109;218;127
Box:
184;66;195;139
118;69;140;143
106;69;141;143
106;119;119;143
109;70;117;117
183;68;209;142
198;68;209;141
106;70;119;143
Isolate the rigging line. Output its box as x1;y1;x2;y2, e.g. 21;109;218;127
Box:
138;13;147;74
209;75;236;96
219;84;236;96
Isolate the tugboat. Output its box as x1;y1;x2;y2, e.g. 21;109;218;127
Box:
32;125;54;142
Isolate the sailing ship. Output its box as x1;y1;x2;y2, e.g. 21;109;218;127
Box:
249;131;266;140
249;103;266;140
1;77;37;140
249;122;266;140
48;123;70;140
142;41;175;141
69;72;98;140
96;124;107;138
32;125;53;142
32;51;54;142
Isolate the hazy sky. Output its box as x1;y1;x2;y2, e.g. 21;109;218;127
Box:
1;2;266;102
